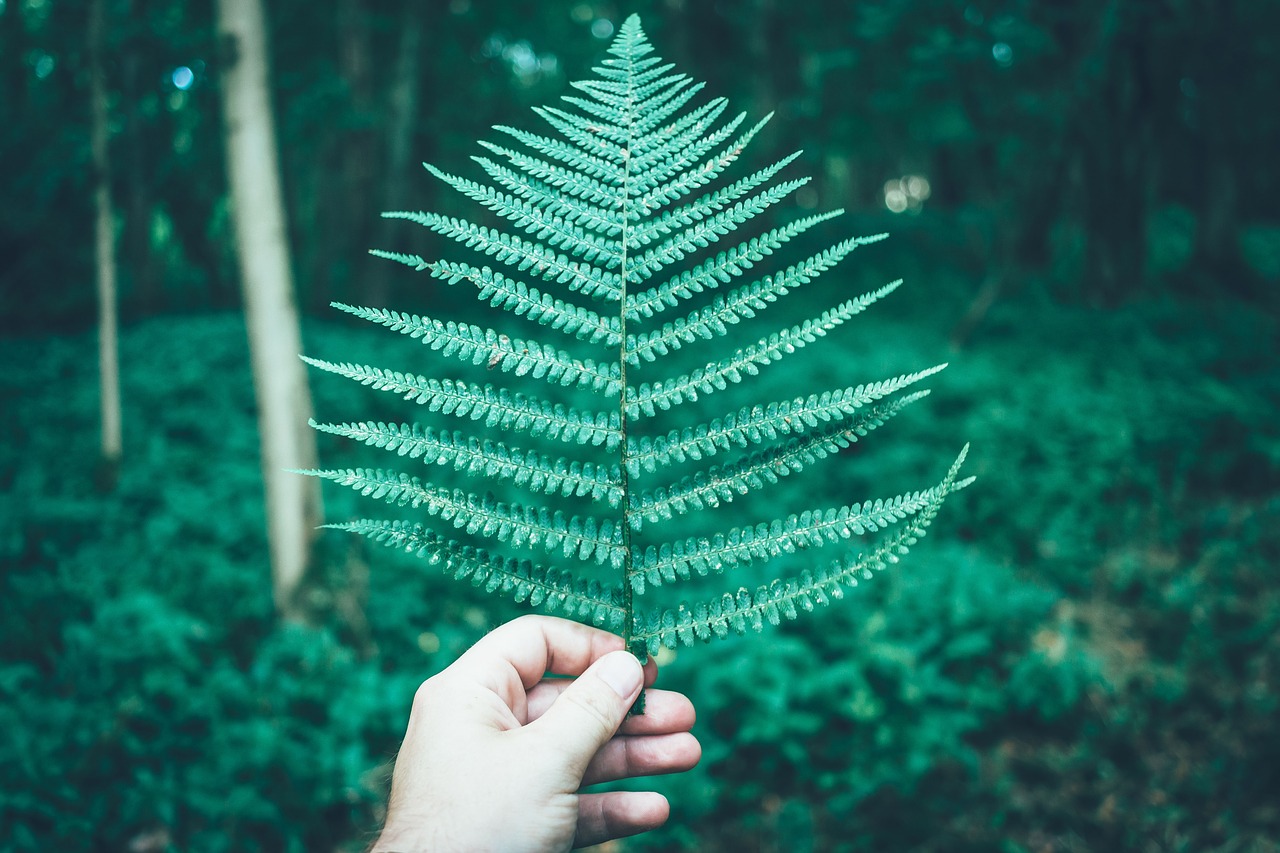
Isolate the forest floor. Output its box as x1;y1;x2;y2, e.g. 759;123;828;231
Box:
2;294;1277;852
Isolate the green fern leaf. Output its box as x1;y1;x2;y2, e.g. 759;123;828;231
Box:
626;176;810;282
629;391;931;528
334;519;625;629
627;210;846;319
418;166;623;259
630;467;963;593
365;255;620;346
472;156;625;234
331;302;621;395
628;233;888;362
305;467;625;568
633;447;975;652
626;364;945;475
635;114;772;211
300;357;620;449
383;211;621;298
303;14;975;671
625;97;731;178
627;151;804;247
309;419;624;506
491;125;628;184
629;281;902;417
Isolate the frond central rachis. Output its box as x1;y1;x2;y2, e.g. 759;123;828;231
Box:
614;36;640;656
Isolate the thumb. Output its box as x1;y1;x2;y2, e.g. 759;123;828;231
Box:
527;650;643;777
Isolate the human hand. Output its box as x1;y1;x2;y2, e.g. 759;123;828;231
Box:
370;615;701;852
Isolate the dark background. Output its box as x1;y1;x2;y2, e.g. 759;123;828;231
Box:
2;1;1278;850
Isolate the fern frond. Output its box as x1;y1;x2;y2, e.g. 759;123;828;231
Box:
627;364;947;475
491;125;628;184
611;14;654;50
366;252;619;345
627;210;845;319
303;468;626;568
626;78;710;138
626;97;730;176
309;419;624;506
422;165;622;261
627;151;804;248
571;68;686;108
537;104;631;147
383;211;621;299
571;63;677;100
307;13;975;672
335;520;626;629
632;447;974;652
331;302;621;395
625;178;810;283
627;234;888;362
629;391;931;528
588;55;671;86
473;157;626;234
476;141;624;210
629;479;955;593
301;357;620;450
635;113;773;210
629;281;902;417
422;259;620;346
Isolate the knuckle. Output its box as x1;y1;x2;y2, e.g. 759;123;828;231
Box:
564;685;620;735
411;673;446;714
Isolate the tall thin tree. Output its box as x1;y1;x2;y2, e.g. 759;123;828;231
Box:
89;0;122;483
216;0;322;619
366;0;425;306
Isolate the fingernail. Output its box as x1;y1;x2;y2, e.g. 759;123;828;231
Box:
596;651;642;699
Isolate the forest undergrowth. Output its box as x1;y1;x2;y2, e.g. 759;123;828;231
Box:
1;289;1276;852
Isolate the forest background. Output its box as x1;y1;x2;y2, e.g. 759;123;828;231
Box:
2;0;1278;850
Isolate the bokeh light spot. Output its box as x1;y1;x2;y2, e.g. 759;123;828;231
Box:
884;174;932;214
34;52;55;79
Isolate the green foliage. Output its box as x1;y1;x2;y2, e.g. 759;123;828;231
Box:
628;544;1099;852
0;316;534;851
305;15;971;657
6;3;1278;849
2;293;1277;851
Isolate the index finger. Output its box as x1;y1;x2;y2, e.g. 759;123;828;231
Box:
457;614;627;691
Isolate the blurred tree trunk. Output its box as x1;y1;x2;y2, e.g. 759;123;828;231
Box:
662;0;691;71
216;0;322;621
2;0;26;110
1080;8;1152;306
746;0;775;117
366;0;425;306
305;0;375;312
120;0;158;312
89;0;122;484
338;0;375;244
1191;1;1246;293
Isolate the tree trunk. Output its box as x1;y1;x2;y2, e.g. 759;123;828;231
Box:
366;0;425;306
216;0;322;621
89;0;122;485
1192;1;1246;293
121;0;159;312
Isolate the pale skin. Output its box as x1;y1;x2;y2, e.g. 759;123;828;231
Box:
370;615;702;852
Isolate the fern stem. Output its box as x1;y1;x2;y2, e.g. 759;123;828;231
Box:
617;65;637;662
